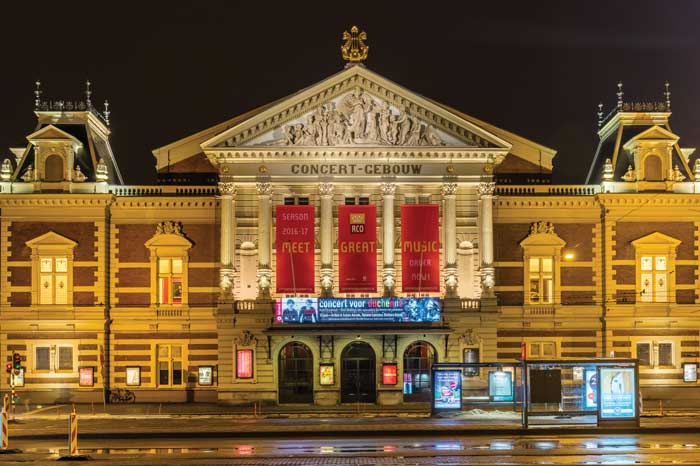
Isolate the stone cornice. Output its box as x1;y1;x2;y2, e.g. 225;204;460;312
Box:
0;195;113;208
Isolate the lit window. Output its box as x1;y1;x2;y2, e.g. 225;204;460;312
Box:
157;344;184;386
236;349;254;379
38;256;69;305
639;255;668;303
528;257;554;304
158;258;183;305
636;342;651;366
528;341;556;358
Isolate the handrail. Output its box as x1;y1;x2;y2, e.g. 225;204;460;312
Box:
495;185;600;196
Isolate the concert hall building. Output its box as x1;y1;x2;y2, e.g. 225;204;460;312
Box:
1;28;699;406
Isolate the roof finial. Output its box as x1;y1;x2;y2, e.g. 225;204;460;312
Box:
85;80;92;109
34;80;42;110
597;102;604;128
103;99;110;126
341;25;369;65
616;81;624;109
664;81;671;111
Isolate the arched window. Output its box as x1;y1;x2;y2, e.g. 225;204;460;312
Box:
644;155;663;181
278;342;314;403
403;341;436;402
44;154;64;181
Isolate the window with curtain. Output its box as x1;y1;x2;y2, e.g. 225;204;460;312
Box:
528;257;554;304
158;258;183;305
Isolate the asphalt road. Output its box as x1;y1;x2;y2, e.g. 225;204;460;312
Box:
3;432;700;465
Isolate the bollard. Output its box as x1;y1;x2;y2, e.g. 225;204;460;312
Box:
70;406;78;456
1;404;8;450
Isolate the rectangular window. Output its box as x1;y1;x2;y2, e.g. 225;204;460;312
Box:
358;197;370;205
58;346;73;371
297;197;309;205
35;347;50;371
158;258;184;305
157;344;184;386
38;256;69;305
418;195;431;204
236;349;254;379
344;197;356;205
284;197;309;205
658;343;673;367
463;348;480;377
284;197;295;205
528;257;554;304
529;341;556;358
636;342;651;366
640;255;668;303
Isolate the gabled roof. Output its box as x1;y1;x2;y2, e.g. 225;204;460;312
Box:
26;125;82;146
622;125;679;150
25;231;78;249
631;231;681;248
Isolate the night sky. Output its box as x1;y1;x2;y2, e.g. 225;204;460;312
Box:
1;1;699;185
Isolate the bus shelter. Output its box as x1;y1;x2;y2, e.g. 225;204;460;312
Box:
432;358;639;428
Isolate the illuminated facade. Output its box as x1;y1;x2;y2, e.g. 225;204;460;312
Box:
1;30;697;406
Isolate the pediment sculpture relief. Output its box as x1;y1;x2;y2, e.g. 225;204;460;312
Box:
529;221;555;235
265;89;446;147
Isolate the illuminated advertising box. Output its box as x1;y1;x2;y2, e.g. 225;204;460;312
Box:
382;363;398;385
684;363;698;383
319;364;335;385
198;366;214;386
79;367;94;387
433;370;462;411
599;367;636;419
584;369;598;409
126;367;141;386
275;297;440;323
236;350;254;379
488;370;513;402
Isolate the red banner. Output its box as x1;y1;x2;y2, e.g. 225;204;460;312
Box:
338;205;377;293
276;205;315;294
401;204;440;292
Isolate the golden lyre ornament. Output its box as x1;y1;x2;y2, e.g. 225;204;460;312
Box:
341;26;369;63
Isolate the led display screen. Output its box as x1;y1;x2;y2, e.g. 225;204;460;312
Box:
275;297;440;323
488;370;513;402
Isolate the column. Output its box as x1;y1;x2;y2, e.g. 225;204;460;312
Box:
478;182;496;297
218;181;236;298
381;181;396;296
442;181;458;298
319;182;334;296
256;181;273;298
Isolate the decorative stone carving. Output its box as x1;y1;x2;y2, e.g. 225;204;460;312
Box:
235;330;257;347
73;165;86;182
155;221;183;236
341;25;369;63
444;265;458;296
95;158;109;182
218;182;236;196
670;165;686;182
318;182;334;196
320;267;333;295
21;165;34;182
621;165;636;182
462;329;478;346
257;268;272;297
382;268;395;295
603;158;614;181
219;268;235;296
477;182;496;197
0;159;11;181
380;182;396;196
270;89;445;147
441;182;458;197
695;159;700;179
256;182;273;196
480;266;495;296
529;221;554;235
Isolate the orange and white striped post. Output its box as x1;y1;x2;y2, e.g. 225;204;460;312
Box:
1;399;8;451
69;406;78;456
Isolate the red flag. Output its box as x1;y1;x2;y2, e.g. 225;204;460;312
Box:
401;204;440;292
275;205;315;294
338;205;377;293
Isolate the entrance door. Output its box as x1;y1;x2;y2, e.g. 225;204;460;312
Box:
403;341;436;402
341;342;376;403
278;342;314;404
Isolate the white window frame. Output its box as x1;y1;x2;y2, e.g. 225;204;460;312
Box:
26;232;77;307
527;256;554;304
527;341;558;359
156;344;186;387
519;224;566;307
634;339;676;369
145;228;192;307
632;232;680;305
33;343;76;373
635;341;652;367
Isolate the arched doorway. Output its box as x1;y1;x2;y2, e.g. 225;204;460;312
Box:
44;154;64;181
403;341;437;402
278;342;314;404
341;342;376;403
644;155;663;181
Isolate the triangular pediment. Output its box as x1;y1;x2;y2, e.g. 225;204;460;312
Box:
26;231;78;249
631;232;681;247
202;66;512;152
623;125;679;150
26;125;83;146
